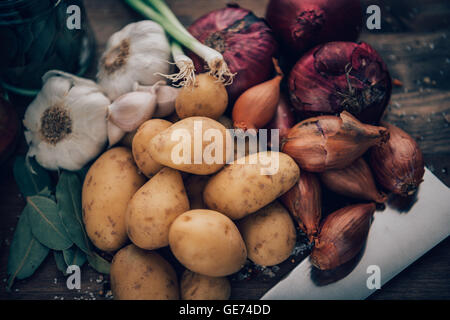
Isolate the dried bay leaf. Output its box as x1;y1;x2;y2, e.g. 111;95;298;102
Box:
56;171;92;254
54;251;68;275
63;246;86;268
26;196;73;250
13;156;52;197
7;212;50;289
86;252;111;275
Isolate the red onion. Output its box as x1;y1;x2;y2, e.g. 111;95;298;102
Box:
288;41;392;124
188;5;278;104
266;0;362;58
267;94;296;148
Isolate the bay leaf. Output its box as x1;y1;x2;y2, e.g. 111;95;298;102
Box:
13;156;52;197
54;251;68;276
25;196;73;250
86;252;110;275
56;171;92;254
63;246;86;268
7;212;50;289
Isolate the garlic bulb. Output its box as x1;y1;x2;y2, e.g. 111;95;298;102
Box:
23;70;110;171
97;21;171;100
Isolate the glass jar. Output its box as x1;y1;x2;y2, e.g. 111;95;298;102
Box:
0;0;95;96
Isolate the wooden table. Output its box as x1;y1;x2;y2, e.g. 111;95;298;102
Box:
0;0;449;300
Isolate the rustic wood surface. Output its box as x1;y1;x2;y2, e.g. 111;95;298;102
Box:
0;0;449;300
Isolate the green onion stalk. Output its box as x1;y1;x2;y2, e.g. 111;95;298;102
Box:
124;0;235;86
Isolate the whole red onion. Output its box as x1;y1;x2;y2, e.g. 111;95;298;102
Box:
266;0;362;58
188;5;278;104
288;41;392;124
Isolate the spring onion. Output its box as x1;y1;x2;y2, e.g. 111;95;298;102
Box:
124;0;235;85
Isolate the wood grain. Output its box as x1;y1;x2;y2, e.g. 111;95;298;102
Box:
0;0;449;300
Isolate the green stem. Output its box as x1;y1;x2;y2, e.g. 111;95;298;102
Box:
144;0;191;37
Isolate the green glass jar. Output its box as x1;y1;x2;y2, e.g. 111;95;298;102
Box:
0;0;95;96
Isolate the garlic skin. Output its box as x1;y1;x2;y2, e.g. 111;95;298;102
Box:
23;71;110;171
97;21;171;100
133;82;179;118
107;121;126;147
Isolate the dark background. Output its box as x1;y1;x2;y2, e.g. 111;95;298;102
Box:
0;0;449;300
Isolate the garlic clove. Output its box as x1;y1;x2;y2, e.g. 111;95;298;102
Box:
311;203;375;270
154;85;179;117
319;157;387;203
108;120;126;147
134;81;179;118
108;91;157;132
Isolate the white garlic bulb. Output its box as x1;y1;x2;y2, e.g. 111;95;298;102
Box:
23;70;110;171
97;20;171;100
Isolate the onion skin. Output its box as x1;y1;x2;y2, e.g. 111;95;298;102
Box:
320;157;387;203
266;0;362;58
0;96;19;164
370;122;425;196
232;59;283;131
267;94;296;146
281;171;321;242
288;41;392;124
311;203;375;270
282;111;389;172
188;5;278;104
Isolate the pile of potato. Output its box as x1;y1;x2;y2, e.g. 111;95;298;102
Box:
81;78;301;300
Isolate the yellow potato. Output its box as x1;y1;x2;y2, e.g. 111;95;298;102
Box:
82;147;145;252
132;119;172;177
238;202;296;266
180;270;230;300
110;244;179;300
203;151;300;220
169;210;247;277
149;117;230;175
184;175;210;210
126;167;190;250
176;74;228;120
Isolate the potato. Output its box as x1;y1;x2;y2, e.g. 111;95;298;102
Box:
110;244;179;300
238;202;296;266
149;117;230;175
176;74;228;120
132;119;172;177
185;175;210;209
203;151;300;220
82;147;145;251
180;270;230;300
126;167;190;250
169;210;247;277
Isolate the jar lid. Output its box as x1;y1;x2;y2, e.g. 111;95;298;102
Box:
0;0;60;25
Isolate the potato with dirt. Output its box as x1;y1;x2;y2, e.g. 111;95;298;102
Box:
126;167;190;250
132;119;172;177
149;117;230;175
203;151;300;220
110;244;179;300
180;270;231;300
169;209;247;277
82;147;145;252
238;201;297;266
